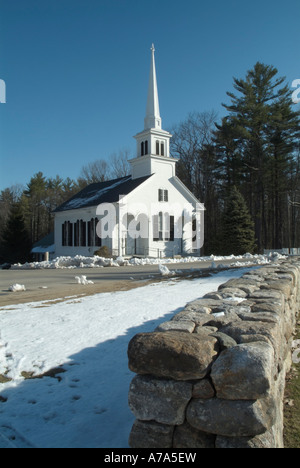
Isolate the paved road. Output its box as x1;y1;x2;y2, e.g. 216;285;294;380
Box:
0;259;244;306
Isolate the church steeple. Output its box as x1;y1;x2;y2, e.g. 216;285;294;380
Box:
144;44;162;130
130;45;176;180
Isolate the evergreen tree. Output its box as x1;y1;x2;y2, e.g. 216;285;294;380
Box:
1;202;31;264
222;186;256;255
24;172;48;243
216;62;300;251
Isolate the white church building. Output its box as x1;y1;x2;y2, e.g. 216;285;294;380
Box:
54;45;205;258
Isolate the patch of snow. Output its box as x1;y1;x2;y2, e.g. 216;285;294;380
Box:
8;284;26;292
158;264;174;276
63;177;131;210
10;251;287;271
212;312;225;317
75;276;94;285
0;267;255;448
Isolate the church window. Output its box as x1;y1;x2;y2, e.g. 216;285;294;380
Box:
95;218;102;247
68;221;73;246
153;214;159;241
158;212;163;240
165;216;175;241
74;220;79;247
141;142;144;156
145;140;148;155
156;140;160;155
88;220;92;247
62;223;66;247
88;220;91;246
161;142;164;156
153;212;169;241
192;218;197;243
88;218;95;247
62;221;74;247
80;220;87;247
170;216;175;241
158;189;168;202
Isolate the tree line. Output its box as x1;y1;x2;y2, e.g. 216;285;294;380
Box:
1;62;300;263
0;151;131;263
171;62;300;255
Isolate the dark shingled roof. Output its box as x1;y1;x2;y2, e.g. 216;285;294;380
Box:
31;232;55;253
53;175;152;213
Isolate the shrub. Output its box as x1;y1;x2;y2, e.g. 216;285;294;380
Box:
94;246;111;258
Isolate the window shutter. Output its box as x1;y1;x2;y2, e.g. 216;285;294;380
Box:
170;216;175;241
153;214;159;241
62;223;66;246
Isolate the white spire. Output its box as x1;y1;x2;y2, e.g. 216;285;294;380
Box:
144;44;162;130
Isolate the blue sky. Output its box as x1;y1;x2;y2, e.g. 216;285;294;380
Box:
0;0;299;191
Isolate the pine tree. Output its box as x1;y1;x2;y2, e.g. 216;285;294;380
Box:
215;63;300;251
1;202;31;264
222;186;256;255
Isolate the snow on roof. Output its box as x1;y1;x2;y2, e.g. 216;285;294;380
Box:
54;175;152;213
31;232;55;254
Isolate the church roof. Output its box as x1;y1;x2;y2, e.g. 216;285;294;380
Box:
54;174;152;213
31;232;55;253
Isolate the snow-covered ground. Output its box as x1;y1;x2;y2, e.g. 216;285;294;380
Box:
8;251;286;270
0;267;263;447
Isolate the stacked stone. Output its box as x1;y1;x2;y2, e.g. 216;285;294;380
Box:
128;260;300;448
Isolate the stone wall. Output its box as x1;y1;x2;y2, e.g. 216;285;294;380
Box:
127;260;300;448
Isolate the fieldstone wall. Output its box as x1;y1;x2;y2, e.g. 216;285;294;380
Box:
127;260;300;448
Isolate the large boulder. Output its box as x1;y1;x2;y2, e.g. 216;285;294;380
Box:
128;331;219;380
129;420;174;448
128;375;192;425
173;422;215;448
211;342;274;400
186;397;276;437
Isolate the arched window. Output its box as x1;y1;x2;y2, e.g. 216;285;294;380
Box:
141;142;144;156
145;140;148;155
161;142;164;156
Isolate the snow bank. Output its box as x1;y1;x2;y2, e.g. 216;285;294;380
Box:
8;284;26;292
9;251;287;270
75;276;94;285
159;264;175;276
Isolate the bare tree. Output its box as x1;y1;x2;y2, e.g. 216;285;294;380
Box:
170;110;218;199
79;159;111;184
170;110;221;254
110;148;131;178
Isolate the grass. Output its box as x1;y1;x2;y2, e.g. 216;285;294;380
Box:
0;373;12;384
21;366;66;382
284;322;300;448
